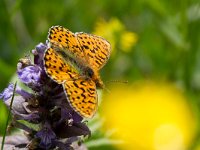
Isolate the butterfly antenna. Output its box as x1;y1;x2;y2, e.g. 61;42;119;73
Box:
103;80;128;93
103;86;111;93
105;80;128;84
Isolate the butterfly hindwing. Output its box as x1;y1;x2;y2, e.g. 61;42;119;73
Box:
62;78;97;118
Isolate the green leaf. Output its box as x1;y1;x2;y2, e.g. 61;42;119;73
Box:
85;138;123;148
17;120;41;132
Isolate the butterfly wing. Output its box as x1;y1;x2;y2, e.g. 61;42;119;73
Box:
63;79;97;118
76;32;111;70
44;48;97;118
44;47;78;84
48;26;85;59
48;26;111;71
46;26;101;118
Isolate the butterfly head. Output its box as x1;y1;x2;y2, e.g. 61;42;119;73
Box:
85;67;104;89
95;77;104;89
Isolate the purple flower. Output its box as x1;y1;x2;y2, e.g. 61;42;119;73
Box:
33;42;46;68
0;43;90;149
35;122;56;149
0;83;33;102
4;96;26;114
0;135;29;149
17;65;42;87
0;83;14;101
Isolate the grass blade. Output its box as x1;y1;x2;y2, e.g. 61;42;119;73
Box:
1;82;17;150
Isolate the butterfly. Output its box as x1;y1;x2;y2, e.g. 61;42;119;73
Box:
43;26;111;118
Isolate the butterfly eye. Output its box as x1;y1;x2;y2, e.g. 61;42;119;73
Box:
86;68;94;78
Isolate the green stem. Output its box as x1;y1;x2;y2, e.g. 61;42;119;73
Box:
1;82;17;150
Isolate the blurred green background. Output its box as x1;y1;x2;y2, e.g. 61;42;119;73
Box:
0;0;200;150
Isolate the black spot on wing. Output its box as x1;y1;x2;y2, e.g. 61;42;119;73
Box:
83;45;89;49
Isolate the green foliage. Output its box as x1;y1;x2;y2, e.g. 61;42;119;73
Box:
0;101;8;135
17;120;40;131
0;0;200;149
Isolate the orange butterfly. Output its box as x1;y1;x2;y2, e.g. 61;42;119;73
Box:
44;26;111;118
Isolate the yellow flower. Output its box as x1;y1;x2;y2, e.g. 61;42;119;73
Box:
100;81;197;150
93;18;138;55
120;31;138;52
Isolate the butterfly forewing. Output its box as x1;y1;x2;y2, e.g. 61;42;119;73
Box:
76;32;111;70
48;26;85;59
44;47;78;84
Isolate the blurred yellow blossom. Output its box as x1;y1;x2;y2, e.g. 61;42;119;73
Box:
120;31;138;52
93;18;138;54
100;81;197;150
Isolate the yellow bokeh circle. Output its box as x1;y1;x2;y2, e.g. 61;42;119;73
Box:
100;81;197;150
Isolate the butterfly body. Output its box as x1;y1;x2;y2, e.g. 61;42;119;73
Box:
56;48;104;89
44;26;111;118
54;49;104;90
